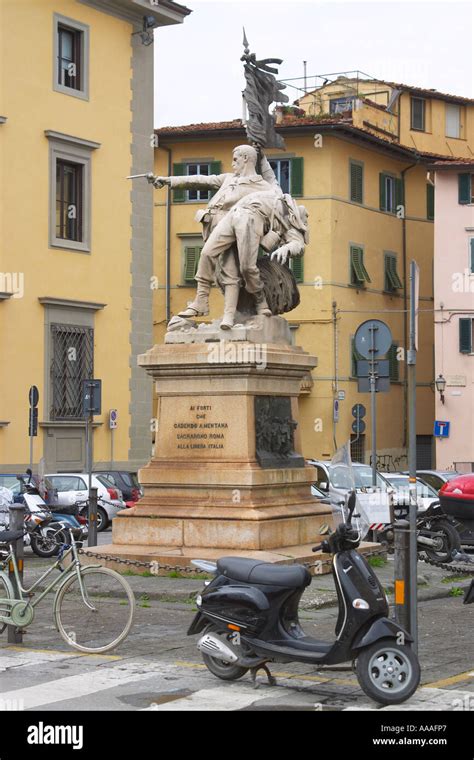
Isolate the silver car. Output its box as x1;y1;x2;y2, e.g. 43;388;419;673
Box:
45;473;125;531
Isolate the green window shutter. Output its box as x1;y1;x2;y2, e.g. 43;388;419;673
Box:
388;344;399;381
459;318;472;353
427;183;435;220
350;246;371;284
209;161;222;198
459;173;471;204
183;246;201;282
172;163;186;203
290;256;304;283
379;173;386;211
385;254;403;290
395;178;404;211
470;239;474;274
350;162;363;203
290;157;304;197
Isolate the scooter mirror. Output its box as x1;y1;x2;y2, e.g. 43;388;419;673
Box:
346;490;357;523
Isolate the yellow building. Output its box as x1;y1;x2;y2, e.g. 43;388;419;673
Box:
153;77;474;468
0;0;190;473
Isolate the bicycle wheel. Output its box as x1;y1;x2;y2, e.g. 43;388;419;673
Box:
54;566;135;653
0;572;14;634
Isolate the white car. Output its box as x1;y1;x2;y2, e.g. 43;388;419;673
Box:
45;473;125;531
380;473;440;513
307;459;393;527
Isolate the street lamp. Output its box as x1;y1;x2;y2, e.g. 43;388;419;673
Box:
435;373;446;404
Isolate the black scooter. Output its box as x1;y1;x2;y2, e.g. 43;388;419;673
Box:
188;492;420;706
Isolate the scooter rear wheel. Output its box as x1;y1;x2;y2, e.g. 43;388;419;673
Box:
201;625;249;681
422;520;460;563
355;638;420;705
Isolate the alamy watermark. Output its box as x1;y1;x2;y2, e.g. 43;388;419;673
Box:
207;342;267;370
0;272;24;298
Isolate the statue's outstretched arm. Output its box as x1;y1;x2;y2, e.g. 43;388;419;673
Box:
151;173;225;191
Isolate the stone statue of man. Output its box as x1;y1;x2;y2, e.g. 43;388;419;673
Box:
151;145;281;328
151;144;308;329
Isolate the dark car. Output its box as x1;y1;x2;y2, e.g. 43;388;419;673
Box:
93;471;142;502
402;470;460;493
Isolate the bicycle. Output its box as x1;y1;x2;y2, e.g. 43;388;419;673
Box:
0;524;135;654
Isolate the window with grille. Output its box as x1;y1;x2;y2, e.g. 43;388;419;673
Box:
56;160;83;242
350;434;365;464
50;324;93;420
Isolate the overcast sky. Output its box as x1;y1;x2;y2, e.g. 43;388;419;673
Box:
153;0;473;127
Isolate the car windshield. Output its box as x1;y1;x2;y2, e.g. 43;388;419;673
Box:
330;464;387;490
0;475;20;490
385;476;438;498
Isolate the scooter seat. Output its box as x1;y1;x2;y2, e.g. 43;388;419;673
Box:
0;529;24;543
217;557;311;588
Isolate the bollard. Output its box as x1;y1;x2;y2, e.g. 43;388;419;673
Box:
88;486;98;547
393;519;411;634
8;504;25;644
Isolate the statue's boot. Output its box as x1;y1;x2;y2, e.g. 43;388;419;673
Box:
220;284;240;330
254;290;272;317
178;281;210;318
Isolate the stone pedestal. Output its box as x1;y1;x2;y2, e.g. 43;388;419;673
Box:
94;318;335;571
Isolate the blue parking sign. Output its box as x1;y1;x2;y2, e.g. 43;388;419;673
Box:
434;420;450;438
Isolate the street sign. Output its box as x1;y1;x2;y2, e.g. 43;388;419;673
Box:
358;377;391;393
352;418;366;435
333;399;339;423
352;403;366;419
83;379;102;417
109;409;118;429
337;390;345;401
28;407;38;437
354;319;393;360
29;386;39;407
434;420;450;438
356;360;389;378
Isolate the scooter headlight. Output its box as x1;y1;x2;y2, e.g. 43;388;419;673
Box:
352;598;370;610
196;595;202;607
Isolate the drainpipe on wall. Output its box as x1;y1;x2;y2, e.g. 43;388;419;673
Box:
161;146;172;323
332;300;338;452
401;160;419;449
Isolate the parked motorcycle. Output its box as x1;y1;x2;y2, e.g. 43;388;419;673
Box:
188;481;421;706
17;471;86;557
378;502;460;564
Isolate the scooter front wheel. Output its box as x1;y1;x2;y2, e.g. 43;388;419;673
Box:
201;625;249;681
355;638;420;705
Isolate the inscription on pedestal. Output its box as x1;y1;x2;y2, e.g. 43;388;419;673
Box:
174;404;229;451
